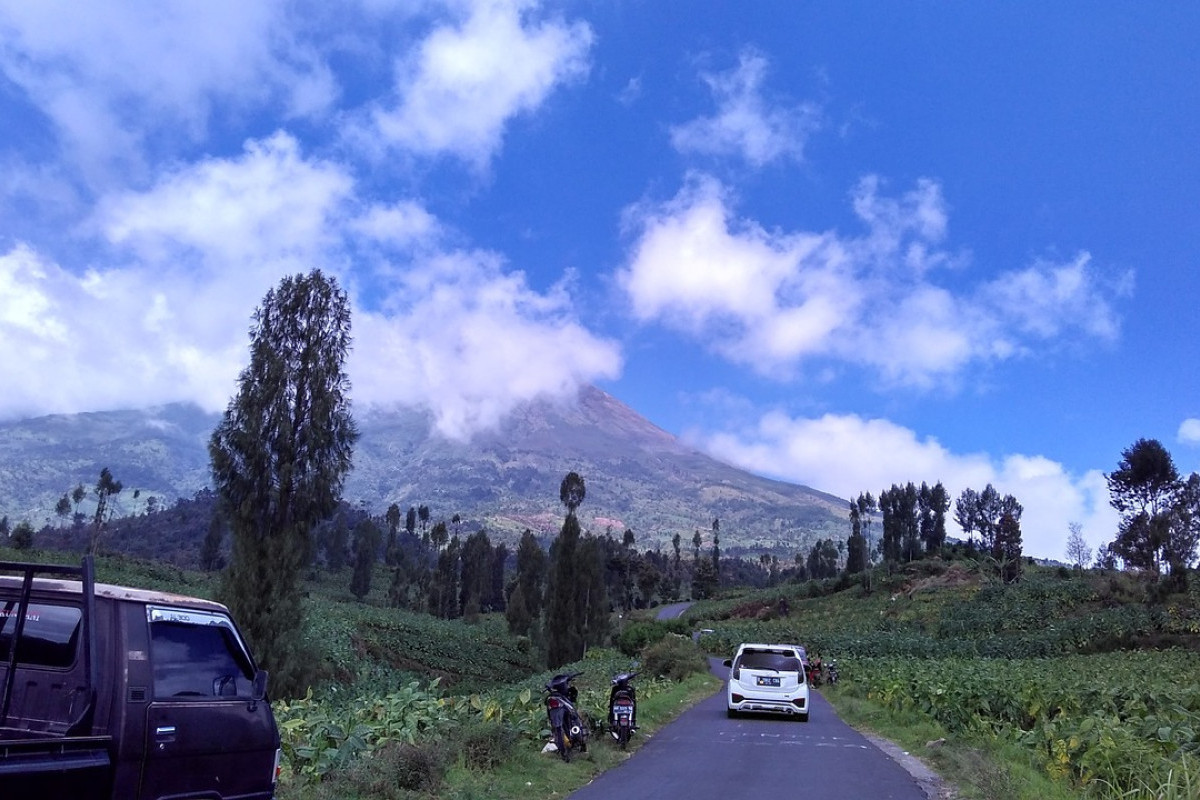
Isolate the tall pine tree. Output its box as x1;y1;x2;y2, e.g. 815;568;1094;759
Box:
209;270;357;696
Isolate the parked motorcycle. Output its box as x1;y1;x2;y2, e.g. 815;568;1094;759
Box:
806;658;823;687
825;660;839;685
608;671;637;749
544;672;588;762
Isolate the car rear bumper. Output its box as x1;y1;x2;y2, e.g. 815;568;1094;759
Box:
727;692;807;715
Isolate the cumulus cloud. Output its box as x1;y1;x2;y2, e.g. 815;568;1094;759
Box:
352;250;622;440
0;242;248;417
367;0;593;167
670;49;820;167
618;173;1128;388
0;0;335;182
0;128;621;439
97;132;354;273
698;409;1118;560
1180;418;1200;446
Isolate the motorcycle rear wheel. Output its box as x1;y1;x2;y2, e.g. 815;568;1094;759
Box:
553;727;571;762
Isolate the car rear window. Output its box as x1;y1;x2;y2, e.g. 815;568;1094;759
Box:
737;650;801;672
0;602;82;668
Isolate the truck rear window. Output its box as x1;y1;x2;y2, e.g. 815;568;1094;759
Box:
0;602;82;668
150;618;256;699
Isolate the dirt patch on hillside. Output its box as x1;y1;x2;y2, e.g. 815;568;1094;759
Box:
902;563;977;597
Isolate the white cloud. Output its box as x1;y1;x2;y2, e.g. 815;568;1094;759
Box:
97;132;354;272
0;242;248;417
0;0;335;182
351;250;622;440
699;409;1119;560
0;128;621;440
670;49;820;167
619;174;1127;388
1179;418;1200;446
366;0;593;167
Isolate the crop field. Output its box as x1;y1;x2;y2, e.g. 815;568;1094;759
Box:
686;564;1200;798
838;652;1199;796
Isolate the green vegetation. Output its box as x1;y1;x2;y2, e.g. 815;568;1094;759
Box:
210;269;358;696
275;649;720;800
683;557;1200;799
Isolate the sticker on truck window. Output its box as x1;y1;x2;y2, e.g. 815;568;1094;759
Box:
0;603;82;668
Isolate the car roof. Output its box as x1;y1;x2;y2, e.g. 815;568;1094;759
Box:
735;643;803;654
0;575;231;615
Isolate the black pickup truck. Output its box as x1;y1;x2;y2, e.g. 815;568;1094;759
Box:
0;557;281;799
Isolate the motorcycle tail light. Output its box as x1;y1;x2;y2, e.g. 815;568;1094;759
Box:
546;697;563;708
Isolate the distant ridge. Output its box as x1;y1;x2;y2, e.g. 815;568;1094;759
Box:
0;386;847;555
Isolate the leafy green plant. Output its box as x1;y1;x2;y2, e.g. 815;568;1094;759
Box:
640;634;707;681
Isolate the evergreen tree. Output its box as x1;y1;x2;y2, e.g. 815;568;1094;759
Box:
55;494;71;527
846;500;866;575
10;520;34;550
711;517;721;581
429;535;462;618
560;471;585;513
209;269;357;696
488;542;508;613
691;557;718;599
670;532;682;600
430;519;448;551
636;558;661;607
319;511;350;570
384;503;401;566
546;511;584;667
459;529;492;621
89;467;123;555
505;582;532;639
995;511;1023;583
806;538;839;579
350;517;382;600
578;533;610;652
1106;438;1186;577
512;530;547;626
200;510;226;571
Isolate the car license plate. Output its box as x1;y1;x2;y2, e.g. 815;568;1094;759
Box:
756;676;780;687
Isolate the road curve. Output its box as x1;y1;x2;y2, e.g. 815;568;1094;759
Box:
654;602;693;621
568;658;932;800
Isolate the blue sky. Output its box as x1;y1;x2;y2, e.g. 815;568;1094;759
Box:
1;1;1197;560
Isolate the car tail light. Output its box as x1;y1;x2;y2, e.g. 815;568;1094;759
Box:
792;698;806;709
731;693;744;703
272;748;282;785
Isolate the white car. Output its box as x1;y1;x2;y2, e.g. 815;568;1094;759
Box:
723;643;810;721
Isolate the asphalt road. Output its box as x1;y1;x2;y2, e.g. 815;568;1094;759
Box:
568;657;933;800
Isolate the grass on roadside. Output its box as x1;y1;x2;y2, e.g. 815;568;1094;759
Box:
822;689;1079;800
279;669;722;800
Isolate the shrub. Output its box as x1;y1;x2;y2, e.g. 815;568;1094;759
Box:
641;634;707;681
455;719;515;770
616;620;670;656
315;740;445;800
